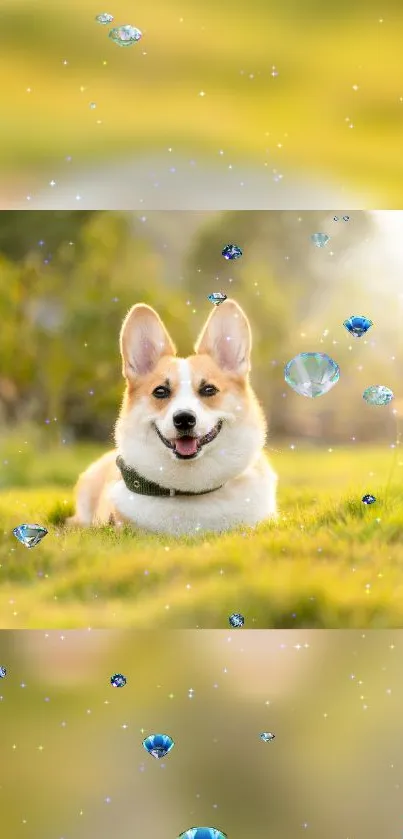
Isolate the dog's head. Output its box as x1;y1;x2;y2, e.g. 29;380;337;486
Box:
115;299;267;492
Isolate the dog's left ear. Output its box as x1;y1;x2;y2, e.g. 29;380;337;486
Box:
194;299;252;375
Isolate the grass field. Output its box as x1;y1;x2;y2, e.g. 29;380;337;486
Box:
1;431;403;628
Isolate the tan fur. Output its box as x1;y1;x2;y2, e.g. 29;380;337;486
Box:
66;450;119;527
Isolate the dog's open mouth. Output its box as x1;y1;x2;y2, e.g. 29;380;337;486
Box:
154;421;223;460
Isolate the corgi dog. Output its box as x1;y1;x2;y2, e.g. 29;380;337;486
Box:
67;299;277;536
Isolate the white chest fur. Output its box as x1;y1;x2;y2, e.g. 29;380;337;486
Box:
109;455;277;536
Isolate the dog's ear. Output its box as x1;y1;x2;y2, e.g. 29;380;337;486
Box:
120;304;176;379
194;299;252;375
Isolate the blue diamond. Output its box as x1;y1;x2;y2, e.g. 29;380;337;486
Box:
343;316;373;337
260;732;275;741
143;733;174;759
95;12;114;24
110;673;126;687
109;25;142;46
284;352;340;398
229;613;244;627
208;292;227;306
178;829;227;839
362;494;376;505
13;524;48;548
0;666;6;678
310;233;330;247
222;244;243;260
363;385;394;406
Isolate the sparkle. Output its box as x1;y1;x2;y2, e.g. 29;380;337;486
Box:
284;352;340;398
95;13;114;24
363;385;394;406
311;232;330;247
109;25;142;47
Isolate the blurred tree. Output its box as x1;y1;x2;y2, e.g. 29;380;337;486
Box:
183;211;384;440
0;210;397;443
0;212;196;439
0;210;95;261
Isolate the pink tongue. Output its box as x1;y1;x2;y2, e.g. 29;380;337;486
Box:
175;436;198;456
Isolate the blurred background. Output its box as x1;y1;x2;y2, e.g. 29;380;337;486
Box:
2;0;403;208
0;208;401;445
1;628;402;839
1;209;403;630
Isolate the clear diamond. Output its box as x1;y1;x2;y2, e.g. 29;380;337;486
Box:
229;613;244;627
260;732;275;741
108;25;142;46
178;829;227;839
110;673;126;687
143;733;174;759
0;666;6;678
362;385;394;406
362;494;376;505
222;244;243;260
342;215;350;221
12;524;48;548
310;233;330;247
284;352;340;398
208;292;227;306
95;13;114;24
343;316;373;337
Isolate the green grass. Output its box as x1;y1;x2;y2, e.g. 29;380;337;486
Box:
1;435;403;628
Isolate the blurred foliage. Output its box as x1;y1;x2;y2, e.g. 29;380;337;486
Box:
1;1;403;203
0;209;399;443
0;629;400;839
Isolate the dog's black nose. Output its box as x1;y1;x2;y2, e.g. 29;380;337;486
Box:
173;410;197;431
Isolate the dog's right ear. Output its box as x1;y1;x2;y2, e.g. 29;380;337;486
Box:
120;304;176;379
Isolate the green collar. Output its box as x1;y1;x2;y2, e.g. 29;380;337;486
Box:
116;456;223;498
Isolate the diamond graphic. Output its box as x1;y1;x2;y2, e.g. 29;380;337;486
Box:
0;666;6;678
108;25;142;46
229;613;244;627
362;385;394;406
310;233;330;247
12;524;48;548
143;733;174;759
178;829;227;839
208;292;227;306
284;352;340;398
343;316;373;338
110;673;127;687
95;12;114;24
222;244;243;260
362;494;376;505
260;732;275;742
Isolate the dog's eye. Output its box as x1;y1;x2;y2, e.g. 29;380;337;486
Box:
199;384;219;397
152;386;171;399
